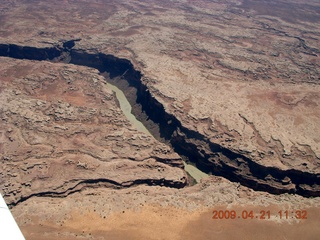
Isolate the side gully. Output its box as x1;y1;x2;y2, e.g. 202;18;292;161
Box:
8;177;182;208
0;41;319;197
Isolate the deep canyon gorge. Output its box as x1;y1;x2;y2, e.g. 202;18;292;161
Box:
1;0;320;239
1;41;319;197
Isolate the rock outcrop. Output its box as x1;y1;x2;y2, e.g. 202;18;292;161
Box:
0;0;320;238
0;57;187;207
1;42;319;196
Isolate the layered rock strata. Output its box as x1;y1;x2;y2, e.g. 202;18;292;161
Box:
0;57;187;207
0;0;320;238
0;42;319;196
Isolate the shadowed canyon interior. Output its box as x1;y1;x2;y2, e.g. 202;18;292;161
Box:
0;41;319;197
1;0;320;239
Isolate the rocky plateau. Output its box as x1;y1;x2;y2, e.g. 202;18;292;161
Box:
0;0;320;239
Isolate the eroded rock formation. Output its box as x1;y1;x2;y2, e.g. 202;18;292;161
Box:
0;0;320;238
1;42;319;196
0;57;187;207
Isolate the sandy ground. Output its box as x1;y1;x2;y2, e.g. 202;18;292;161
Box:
20;205;320;240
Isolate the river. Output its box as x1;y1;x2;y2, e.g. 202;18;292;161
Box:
106;82;208;183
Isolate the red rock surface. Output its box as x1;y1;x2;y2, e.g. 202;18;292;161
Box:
0;0;320;239
0;57;187;207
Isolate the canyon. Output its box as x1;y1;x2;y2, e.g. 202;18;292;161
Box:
0;0;320;239
1;42;319;197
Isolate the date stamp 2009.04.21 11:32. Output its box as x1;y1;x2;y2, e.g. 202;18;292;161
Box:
212;209;308;220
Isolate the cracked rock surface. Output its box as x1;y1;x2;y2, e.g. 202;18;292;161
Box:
1;0;319;196
0;0;320;239
0;58;187;206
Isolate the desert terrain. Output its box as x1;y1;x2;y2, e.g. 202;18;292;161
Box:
0;0;320;239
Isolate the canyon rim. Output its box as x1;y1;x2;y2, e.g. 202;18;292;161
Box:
0;0;320;239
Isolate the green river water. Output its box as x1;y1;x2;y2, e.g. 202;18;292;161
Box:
107;82;208;183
